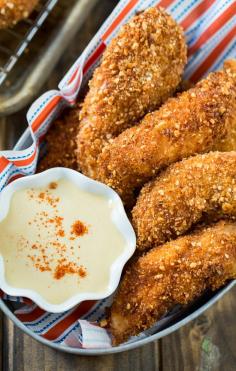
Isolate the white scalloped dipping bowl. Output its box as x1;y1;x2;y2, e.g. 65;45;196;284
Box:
0;167;136;313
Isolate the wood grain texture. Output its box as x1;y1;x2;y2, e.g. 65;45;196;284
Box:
2;288;236;371
161;286;236;371
2;316;160;371
1;1;236;370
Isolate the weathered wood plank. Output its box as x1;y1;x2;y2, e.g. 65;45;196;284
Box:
161;286;236;371
3;286;236;371
2;316;160;371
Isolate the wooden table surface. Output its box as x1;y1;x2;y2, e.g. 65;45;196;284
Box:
0;1;235;370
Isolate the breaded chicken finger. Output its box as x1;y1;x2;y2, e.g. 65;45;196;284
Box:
97;61;236;205
214;60;236;152
214;115;236;152
133;151;236;251
77;7;187;177
110;221;236;345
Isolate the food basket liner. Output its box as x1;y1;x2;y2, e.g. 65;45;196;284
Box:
0;0;235;349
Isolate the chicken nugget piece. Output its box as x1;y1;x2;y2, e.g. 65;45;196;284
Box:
110;221;236;345
0;0;38;29
97;61;236;205
77;7;187;177
132;151;236;251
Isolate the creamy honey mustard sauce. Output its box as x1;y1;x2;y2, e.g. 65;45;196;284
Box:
0;179;126;304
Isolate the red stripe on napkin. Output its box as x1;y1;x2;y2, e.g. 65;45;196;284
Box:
31;96;62;133
68;66;80;85
83;43;106;74
157;0;174;9
0;156;9;172
190;25;236;83
12;149;37;167
42;301;96;341
16;306;45;322
188;2;236;56
102;0;139;42
181;0;216;30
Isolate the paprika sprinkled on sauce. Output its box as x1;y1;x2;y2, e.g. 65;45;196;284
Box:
0;178;126;304
54;261;87;280
71;220;88;237
49;182;58;190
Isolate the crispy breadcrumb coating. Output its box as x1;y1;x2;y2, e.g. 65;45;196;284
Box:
132;151;236;251
110;221;236;345
214;60;236;152
214;116;236;152
97;61;236;205
0;0;38;29
77;7;187;177
37;107;80;172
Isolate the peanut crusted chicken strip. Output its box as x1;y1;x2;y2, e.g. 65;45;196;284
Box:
37;107;80;172
0;0;39;29
214;110;236;152
214;116;236;152
133;151;236;251
97;60;236;205
77;7;187;177
110;221;236;345
214;60;236;152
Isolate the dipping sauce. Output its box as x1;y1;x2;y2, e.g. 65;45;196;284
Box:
0;179;126;304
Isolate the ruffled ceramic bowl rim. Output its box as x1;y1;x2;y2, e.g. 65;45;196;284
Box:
0;167;136;313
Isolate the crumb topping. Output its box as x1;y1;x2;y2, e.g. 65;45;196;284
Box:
77;7;187;177
132;151;236;250
97;62;236;206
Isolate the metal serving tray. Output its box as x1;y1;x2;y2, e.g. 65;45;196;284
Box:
0;0;98;116
0;124;235;354
0;271;234;354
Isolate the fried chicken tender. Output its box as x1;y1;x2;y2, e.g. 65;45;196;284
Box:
77;7;187;177
97;60;236;205
214;60;236;152
37;107;80;172
214;114;236;152
0;0;39;29
132;151;236;251
110;221;236;345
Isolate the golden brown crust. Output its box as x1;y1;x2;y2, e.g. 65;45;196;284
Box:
0;0;38;29
37;107;80;172
214;60;236;152
77;7;187;177
96;61;236;205
132;151;236;251
110;221;236;345
214;116;236;152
